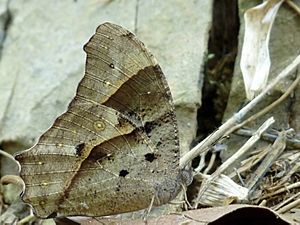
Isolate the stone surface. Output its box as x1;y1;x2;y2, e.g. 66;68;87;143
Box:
0;0;212;179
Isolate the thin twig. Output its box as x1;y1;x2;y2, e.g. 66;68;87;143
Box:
229;145;270;178
211;118;274;179
261;181;300;199
269;162;300;192
259;199;267;206
246;131;286;195
273;191;300;211
234;168;246;187
180;54;300;169
236;128;300;149
194;117;274;208
194;152;206;173
181;184;192;209
203;153;216;174
227;73;300;136
285;0;300;16
277;198;300;213
17;214;36;225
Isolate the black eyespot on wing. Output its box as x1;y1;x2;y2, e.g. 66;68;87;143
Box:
144;121;156;135
144;153;157;162
156;141;162;147
75;143;85;156
119;169;129;177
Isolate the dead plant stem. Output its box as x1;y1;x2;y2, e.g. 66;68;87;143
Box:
180;54;300;169
194;117;274;208
277;198;300;213
262;181;300;199
227;74;300;136
273;191;300;211
285;0;300;16
246;131;286;193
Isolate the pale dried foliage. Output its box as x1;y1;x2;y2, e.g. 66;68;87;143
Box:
240;0;283;100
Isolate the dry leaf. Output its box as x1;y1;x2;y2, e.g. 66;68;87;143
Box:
196;174;249;207
240;0;283;100
75;205;292;225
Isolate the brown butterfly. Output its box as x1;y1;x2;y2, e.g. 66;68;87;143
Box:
15;22;191;218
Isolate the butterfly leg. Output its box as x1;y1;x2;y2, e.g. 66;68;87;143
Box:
142;195;155;222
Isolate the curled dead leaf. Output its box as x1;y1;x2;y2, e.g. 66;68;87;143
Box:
240;0;283;100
